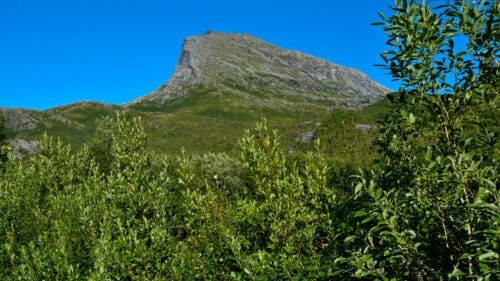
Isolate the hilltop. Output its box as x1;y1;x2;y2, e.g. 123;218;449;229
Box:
131;31;388;109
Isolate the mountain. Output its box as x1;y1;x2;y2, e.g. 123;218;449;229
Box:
131;31;388;109
1;31;390;158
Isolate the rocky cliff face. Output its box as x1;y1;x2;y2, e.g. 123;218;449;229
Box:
132;31;389;109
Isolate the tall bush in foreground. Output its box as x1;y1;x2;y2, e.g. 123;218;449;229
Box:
0;115;176;280
339;0;499;279
163;120;343;279
232;121;335;279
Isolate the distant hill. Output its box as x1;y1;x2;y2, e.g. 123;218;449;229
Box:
1;32;390;158
130;31;388;109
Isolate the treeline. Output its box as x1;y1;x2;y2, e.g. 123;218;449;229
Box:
1;0;499;279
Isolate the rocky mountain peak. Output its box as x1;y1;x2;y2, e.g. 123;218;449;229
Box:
131;32;389;109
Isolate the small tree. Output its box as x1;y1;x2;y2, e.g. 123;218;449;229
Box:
341;0;499;279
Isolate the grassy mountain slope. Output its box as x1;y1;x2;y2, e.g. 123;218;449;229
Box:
2;86;390;162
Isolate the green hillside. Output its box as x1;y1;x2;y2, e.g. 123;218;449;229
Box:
4;86;390;163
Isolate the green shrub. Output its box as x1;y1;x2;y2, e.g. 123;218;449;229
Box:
337;1;499;279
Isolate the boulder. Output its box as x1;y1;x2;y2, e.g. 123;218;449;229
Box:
299;129;317;143
355;124;373;132
7;139;39;159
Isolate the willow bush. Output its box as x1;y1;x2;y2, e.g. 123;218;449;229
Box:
336;0;499;279
0;115;348;280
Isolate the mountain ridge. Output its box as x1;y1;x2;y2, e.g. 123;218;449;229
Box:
130;31;389;109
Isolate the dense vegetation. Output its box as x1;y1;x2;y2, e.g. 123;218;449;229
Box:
0;114;5;142
0;0;498;280
8;85;388;160
0;114;8;171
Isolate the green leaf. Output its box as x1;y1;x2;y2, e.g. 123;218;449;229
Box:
448;268;465;277
479;252;498;261
353;210;367;218
408;113;415;124
354;183;363;195
389;215;398;226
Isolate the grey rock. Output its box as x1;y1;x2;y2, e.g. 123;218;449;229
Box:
0;108;39;131
302;121;321;127
299;129;317;143
129;32;389;108
355;124;373;132
7;139;39;159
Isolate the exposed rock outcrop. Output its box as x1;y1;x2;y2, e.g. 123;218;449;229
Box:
299;130;317;143
7;139;39;159
355;124;373;132
130;32;389;109
0;108;39;131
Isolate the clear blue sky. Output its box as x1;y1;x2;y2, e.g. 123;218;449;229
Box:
0;0;396;110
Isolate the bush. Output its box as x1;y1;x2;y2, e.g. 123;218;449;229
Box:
338;1;499;279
